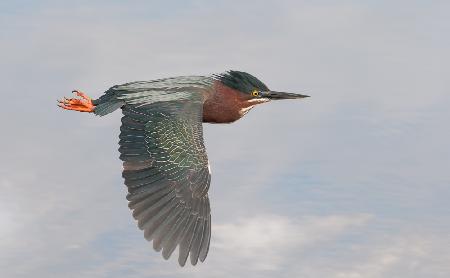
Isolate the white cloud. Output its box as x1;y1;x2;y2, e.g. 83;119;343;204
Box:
335;234;450;278
213;214;371;271
70;213;371;278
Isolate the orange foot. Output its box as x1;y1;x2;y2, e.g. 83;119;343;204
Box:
58;90;95;112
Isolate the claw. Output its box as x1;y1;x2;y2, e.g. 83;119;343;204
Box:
58;90;95;113
73;90;91;101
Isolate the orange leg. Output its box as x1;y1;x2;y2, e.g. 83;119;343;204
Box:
58;90;95;112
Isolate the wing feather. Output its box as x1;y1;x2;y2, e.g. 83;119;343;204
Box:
101;77;214;266
161;209;190;260
152;203;184;251
178;214;198;266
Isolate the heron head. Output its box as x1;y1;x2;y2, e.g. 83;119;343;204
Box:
214;70;309;105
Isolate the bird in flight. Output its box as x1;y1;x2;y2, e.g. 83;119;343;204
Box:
58;70;309;266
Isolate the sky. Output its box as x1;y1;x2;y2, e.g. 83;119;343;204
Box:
1;0;449;277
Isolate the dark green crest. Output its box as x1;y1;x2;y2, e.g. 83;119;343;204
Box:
214;70;269;94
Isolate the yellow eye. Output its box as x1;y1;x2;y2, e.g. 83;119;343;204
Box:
251;90;259;97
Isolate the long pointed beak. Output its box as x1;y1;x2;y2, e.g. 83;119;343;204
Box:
262;91;310;100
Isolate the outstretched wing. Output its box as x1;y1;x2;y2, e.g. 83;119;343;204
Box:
102;77;213;266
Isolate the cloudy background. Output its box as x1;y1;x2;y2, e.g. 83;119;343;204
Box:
1;1;449;277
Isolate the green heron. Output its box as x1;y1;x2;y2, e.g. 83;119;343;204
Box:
58;70;309;266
